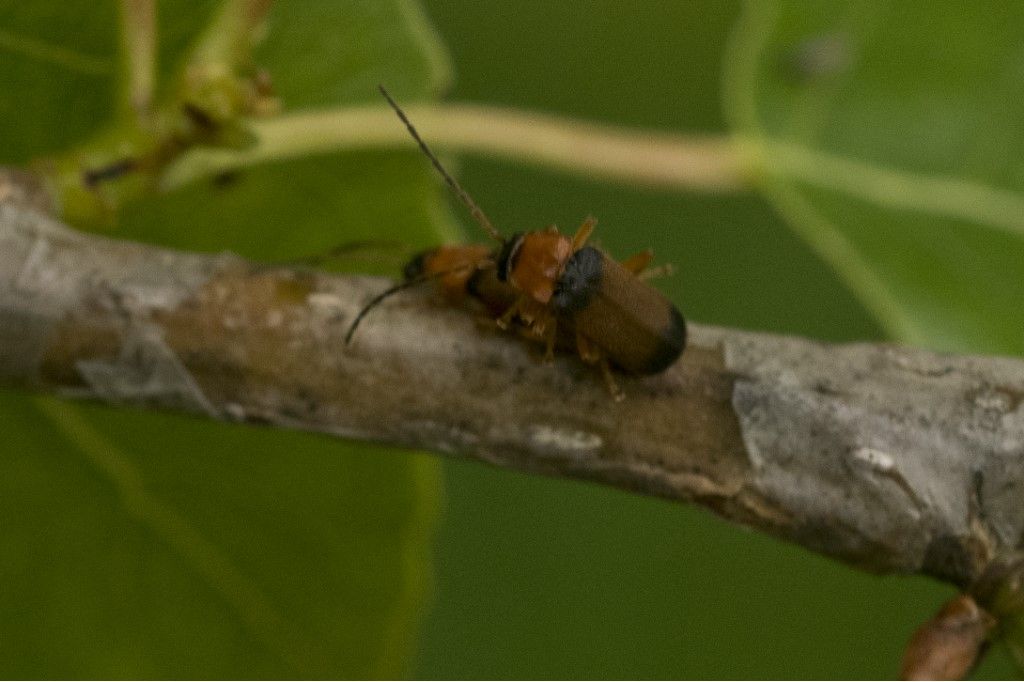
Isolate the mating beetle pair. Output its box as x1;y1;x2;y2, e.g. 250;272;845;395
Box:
346;87;687;398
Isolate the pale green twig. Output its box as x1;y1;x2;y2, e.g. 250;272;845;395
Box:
119;0;156;121
163;103;747;194
188;0;274;70
764;138;1024;239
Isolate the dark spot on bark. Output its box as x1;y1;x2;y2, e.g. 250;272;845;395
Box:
971;470;986;521
925;535;986;587
39;317;124;387
813;380;844;397
274;274;316;304
995;385;1024;411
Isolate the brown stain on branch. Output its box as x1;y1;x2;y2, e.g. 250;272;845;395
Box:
153;265;325;412
149;263;791;538
27;258;873;579
40;319;124;388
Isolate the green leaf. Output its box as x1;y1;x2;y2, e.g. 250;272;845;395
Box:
1010;615;1024;671
0;2;224;162
0;0;453;676
723;0;1024;355
256;0;451;109
2;395;440;678
0;4;117;161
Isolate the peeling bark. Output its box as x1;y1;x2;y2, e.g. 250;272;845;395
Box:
0;193;1022;588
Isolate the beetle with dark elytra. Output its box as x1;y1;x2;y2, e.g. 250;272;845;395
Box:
345;86;687;399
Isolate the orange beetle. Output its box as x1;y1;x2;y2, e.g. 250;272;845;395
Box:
347;88;687;398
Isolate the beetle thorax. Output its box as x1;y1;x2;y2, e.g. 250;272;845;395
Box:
506;231;573;304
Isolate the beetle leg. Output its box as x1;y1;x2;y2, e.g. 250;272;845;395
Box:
517;308;557;361
475;314;502;332
541;317;558;362
620;248;654;274
259;240;408;270
571;216;597;251
600;357;625;402
575;331;601;364
577;332;623;400
496;296;524;330
621;250;674;281
637;262;675;281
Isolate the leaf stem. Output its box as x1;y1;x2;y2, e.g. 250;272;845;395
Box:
163;103;748;194
765;139;1024;239
720;0;914;343
119;0;157;122
187;0;274;71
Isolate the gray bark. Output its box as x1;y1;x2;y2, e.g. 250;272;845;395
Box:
0;189;1021;588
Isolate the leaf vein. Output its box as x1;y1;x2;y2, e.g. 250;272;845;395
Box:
33;397;317;675
0;29;111;75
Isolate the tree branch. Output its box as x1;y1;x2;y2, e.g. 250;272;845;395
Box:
0;180;1021;590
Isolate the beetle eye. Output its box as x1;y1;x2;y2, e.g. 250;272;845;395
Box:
402;251;429;281
495;233;524;282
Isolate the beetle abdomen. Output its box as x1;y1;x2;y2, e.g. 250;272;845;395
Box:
553;246;686;374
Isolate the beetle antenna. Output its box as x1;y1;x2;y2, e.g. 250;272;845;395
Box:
379;85;503;244
344;264;479;344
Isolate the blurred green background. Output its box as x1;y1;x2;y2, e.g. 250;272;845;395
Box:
1;0;1021;678
413;1;1017;678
